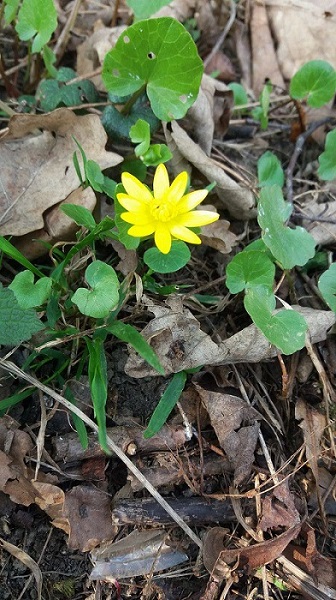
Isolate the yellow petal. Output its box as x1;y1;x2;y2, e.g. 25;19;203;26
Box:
120;212;152;225
154;223;172;254
177;189;209;213
153;163;170;200
166;171;188;203
128;224;156;237
176;210;219;227
121;172;153;203
117;194;145;212
170;225;201;244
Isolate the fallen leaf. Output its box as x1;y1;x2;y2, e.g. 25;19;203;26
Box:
267;0;336;80
164;121;256;220
76;25;126;91
63;485;115;551
195;382;261;484
300;199;336;246
251;2;284;96
295;398;326;496
151;0;196;20
259;479;301;531
0;417;35;506
33;481;68;533
305;524;336;589
0;108;122;236
204;51;236;83
199;211;237;254
203;524;301;576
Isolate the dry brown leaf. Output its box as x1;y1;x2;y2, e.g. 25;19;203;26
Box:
14;186;96;259
295;398;326;488
151;0;195;19
0;417;36;506
76;25;126;90
305;525;336;589
259;480;301;531
199;211;237;254
33;481;69;533
204;51;236;82
125;300;336;377
0;108;122;236
63;485;115;551
251;2;285;96
195;383;261;484
186;75;233;155
164;120;256;220
266;0;336;80
203;524;301;576
300;199;336;246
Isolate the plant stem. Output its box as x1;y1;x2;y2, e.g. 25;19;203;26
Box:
122;84;147;115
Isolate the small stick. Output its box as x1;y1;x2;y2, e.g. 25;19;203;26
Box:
204;0;237;68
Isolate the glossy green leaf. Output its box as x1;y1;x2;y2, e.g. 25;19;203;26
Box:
9;271;52;309
244;286;308;355
4;0;20;24
87;337;109;453
107;321;164;374
226;250;275;294
16;0;58;53
144;371;186;438
289;60;336;108
102;95;160;141
0;285;44;345
61;204;96;230
258;186;316;269
126;0;172;20
258;151;284;188
144;241;191;273
102;17;203;120
141;144;172;166
130;118;151;156
318;129;336;181
318;263;336;312
71;261;120;318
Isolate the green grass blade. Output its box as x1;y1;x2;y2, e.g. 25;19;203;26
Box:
107;320;164;375
144;371;187;438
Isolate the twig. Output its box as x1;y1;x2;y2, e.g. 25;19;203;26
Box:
54;0;83;62
286;118;332;206
204;0;237;68
0;357;203;549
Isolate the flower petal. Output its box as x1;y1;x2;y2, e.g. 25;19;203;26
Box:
177;189;209;213
120;212;152;225
117;194;145;212
166;171;188;203
153;163;170;200
154;223;172;254
121;172;153;203
128;224;156;237
170;225;201;244
176;210;219;227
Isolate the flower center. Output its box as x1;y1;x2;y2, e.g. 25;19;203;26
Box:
150;199;178;222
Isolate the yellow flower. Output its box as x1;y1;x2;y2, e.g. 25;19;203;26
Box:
117;163;219;254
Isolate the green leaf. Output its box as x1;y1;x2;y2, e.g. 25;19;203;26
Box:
36;79;62;111
42;45;58;78
144;371;186;438
258;186;316;269
0;284;44;345
0;236;45;278
0;387;34;416
144;241;191;273
9;271;52;309
107;320;164;374
289;60;336;108
126;0;172;20
86;337;109;453
16;0;58;53
130;118;151;156
228;82;248;107
60;204;96;230
244;286;307;355
102;17;203;121
61;80;99;107
258;151;284;188
318;263;336;312
226;250;275;294
318;129;336;181
64;386;88;450
85;159;105;192
71;261;120;318
141;144;172;166
4;0;20;24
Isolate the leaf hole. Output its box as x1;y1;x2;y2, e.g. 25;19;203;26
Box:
147;52;156;60
179;94;187;104
112;69;120;77
123;35;130;43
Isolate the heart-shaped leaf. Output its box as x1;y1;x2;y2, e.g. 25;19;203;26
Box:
9;271;52;309
318;263;336;312
244;286;307;354
102;17;203;121
289;60;336;108
226;250;275;294
16;0;57;53
258;186;316;269
144;241;190;273
72;261;120;318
